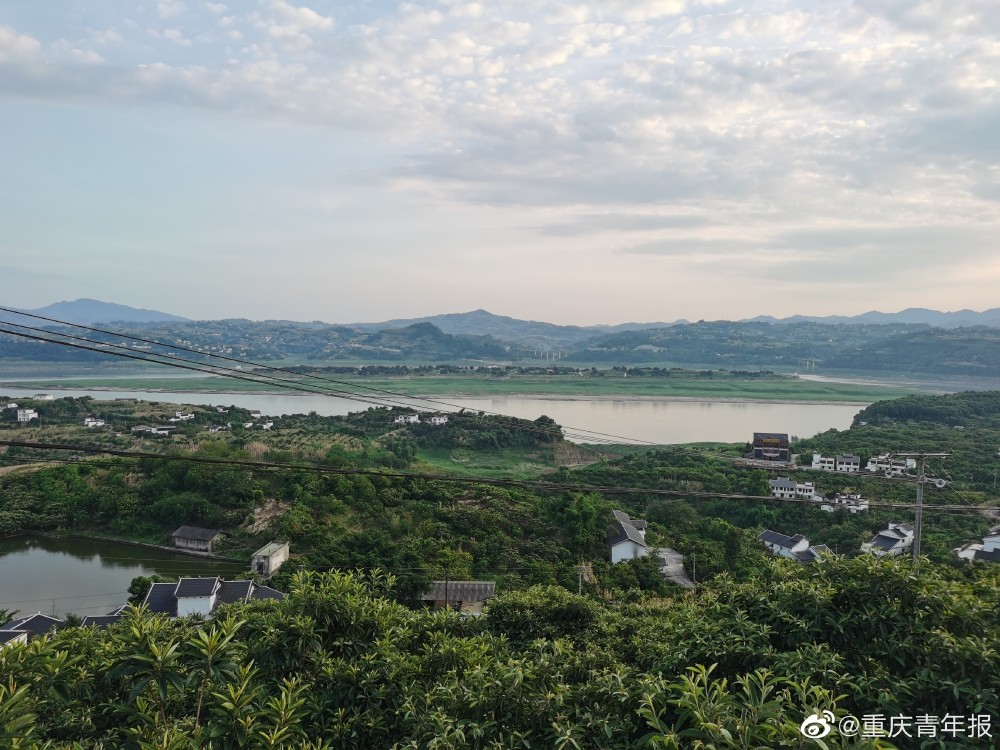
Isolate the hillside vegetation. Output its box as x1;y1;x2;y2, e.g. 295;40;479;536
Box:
3;560;999;748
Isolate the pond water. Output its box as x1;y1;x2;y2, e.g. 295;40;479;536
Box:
0;535;246;618
0;386;864;444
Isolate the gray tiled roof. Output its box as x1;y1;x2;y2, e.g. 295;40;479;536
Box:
974;548;1000;562
608;520;647;548
871;533;902;551
174;577;220;598
759;529;796;548
216;580;254;605
249;585;286;601
0;613;63;638
421;581;496;603
171;526;224;541
0;630;29;644
143;582;179;616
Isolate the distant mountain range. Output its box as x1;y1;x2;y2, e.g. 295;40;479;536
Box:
745;307;1000;328
7;299;1000;335
4;298;189;325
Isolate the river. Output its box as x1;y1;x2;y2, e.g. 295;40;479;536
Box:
0;386;864;444
0;535;246;618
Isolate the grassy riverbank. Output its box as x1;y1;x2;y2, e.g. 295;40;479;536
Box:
2;371;913;402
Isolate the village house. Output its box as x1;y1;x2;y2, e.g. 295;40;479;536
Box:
16;408;38;424
861;522;915;556
811;453;836;471
429;415;449;425
258;421;274;430
83;417;105;428
420;581;496;615
752;433;790;462
768;477;816;500
171;525;226;553
758;530;830;563
393;414;421;424
249;411;262;420
866;454;916;476
0;613;63;643
216;406;229;413
0;629;29;648
608;509;650;563
208;424;230;433
81;606;128;630
818;493;869;513
835;454;861;472
142;577;285;618
34;393;55;401
251;541;290;576
953;526;1000;563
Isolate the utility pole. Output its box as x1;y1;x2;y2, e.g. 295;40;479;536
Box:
691;553;696;586
893;452;950;563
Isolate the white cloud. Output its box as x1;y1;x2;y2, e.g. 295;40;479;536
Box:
0;25;41;60
206;2;227;13
270;1;334;31
157;1;187;20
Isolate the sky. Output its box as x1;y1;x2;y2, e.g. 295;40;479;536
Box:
1;0;999;325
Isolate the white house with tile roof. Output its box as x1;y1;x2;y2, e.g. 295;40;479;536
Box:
608;510;650;563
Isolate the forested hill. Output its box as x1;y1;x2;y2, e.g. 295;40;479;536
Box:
5;314;1000;377
572;320;1000;376
853;390;1000;427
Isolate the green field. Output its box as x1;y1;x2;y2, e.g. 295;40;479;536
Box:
2;371;915;402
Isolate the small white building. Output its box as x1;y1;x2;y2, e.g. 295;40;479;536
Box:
174;412;195;421
758;530;830;563
259;421;274;430
429;415;449;425
769;477;816;500
16;409;38;424
83;417;106;428
835;454;861;472
811;453;836;471
251;541;290;577
142;577;285;619
394;414;420;424
861;522;914;556
171;525;225;553
250;411;262;420
608;510;650;563
866;454;916;476
954;526;1000;563
216;406;229;413
34;393;55;401
819;493;869;513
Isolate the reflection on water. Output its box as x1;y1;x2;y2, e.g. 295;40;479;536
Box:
0;535;245;618
0;386;864;444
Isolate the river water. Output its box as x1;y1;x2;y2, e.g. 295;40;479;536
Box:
0;535;246;618
0;386;863;444
0;387;866;617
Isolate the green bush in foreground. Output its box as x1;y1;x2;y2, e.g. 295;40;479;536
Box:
2;557;998;748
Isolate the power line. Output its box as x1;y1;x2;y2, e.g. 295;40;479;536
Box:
0;308;660;446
